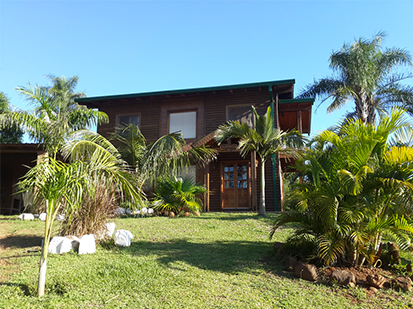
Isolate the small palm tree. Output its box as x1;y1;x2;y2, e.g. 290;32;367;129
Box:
299;32;413;123
215;106;303;216
19;130;143;297
153;177;207;214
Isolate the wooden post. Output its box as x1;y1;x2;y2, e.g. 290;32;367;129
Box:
251;151;257;211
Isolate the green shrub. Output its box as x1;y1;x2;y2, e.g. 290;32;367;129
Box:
153;177;206;214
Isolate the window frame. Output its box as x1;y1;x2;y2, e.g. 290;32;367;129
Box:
168;110;197;139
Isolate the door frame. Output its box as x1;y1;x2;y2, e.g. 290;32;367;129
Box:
220;161;251;210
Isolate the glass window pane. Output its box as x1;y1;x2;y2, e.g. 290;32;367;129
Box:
224;174;228;180
229;181;234;188
225;182;229;189
229;172;234;180
224;166;229;172
243;181;247;188
169;111;196;139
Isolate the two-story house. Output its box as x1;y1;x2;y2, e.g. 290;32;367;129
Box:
76;79;313;212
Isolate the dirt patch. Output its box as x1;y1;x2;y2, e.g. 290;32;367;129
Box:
321;266;396;288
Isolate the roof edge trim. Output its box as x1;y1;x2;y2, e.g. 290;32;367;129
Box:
76;79;296;103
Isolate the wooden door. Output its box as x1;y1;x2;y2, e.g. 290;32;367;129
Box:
221;162;250;209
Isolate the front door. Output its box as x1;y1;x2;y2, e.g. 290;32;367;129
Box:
221;162;250;209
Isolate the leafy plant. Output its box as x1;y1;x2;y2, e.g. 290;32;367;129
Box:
271;108;413;266
153;177;206;214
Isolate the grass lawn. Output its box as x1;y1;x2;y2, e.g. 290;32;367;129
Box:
1;213;412;308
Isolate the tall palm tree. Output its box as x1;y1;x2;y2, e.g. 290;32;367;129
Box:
0;76;108;158
19;130;143;298
215;106;303;216
0;91;23;143
271;108;413;266
299;32;413;123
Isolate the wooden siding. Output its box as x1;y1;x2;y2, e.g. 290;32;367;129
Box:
80;84;308;213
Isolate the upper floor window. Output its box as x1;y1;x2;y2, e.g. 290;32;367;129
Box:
227;105;253;127
117;114;140;127
169;111;196;139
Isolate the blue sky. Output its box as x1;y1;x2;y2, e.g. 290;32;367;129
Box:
1;0;412;140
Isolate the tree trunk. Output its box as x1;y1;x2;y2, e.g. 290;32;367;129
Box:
37;252;47;297
38;199;53;297
259;159;266;217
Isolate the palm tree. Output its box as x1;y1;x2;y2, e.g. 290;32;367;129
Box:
19;130;143;297
153;177;207;214
271;108;413;266
111;124;217;188
215;106;303;216
299;32;413;123
0;76;108;158
0;91;23;143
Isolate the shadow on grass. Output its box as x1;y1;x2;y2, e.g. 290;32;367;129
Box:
108;238;285;275
0;235;42;249
0;282;31;296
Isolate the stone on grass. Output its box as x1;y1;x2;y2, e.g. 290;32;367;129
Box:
331;269;356;287
141;207;148;215
115;207;126;215
78;234;96;254
294;261;318;281
56;214;65;221
394;276;412;291
105;222;116;238
48;236;73;254
18;213;35;220
39;213;47;221
367;274;386;289
66;235;80;251
148;208;154;214
114;229;133;247
284;256;297;271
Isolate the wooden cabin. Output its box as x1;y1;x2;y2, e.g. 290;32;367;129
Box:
77;80;313;212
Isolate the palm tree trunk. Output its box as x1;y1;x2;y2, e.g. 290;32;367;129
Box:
259;159;266;217
38;199;53;297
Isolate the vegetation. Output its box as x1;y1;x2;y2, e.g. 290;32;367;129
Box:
299;32;413;123
0;91;23;143
111;123;216;188
215;106;303;216
153;177;206;214
271;108;413;266
1;213;412;309
18;130;143;297
0;75;108;157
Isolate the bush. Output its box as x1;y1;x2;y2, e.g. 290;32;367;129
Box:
153;177;206;214
59;181;118;242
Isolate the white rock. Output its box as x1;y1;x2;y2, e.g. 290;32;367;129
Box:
125;208;132;214
148;208;154;214
105;222;116;238
48;236;73;254
18;213;35;220
114;207;126;215
56;214;65;221
133;209;141;215
114;229;133;247
141;207;148;214
78;234;96;254
39;213;47;221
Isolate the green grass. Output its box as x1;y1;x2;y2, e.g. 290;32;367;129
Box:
1;213;412;308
